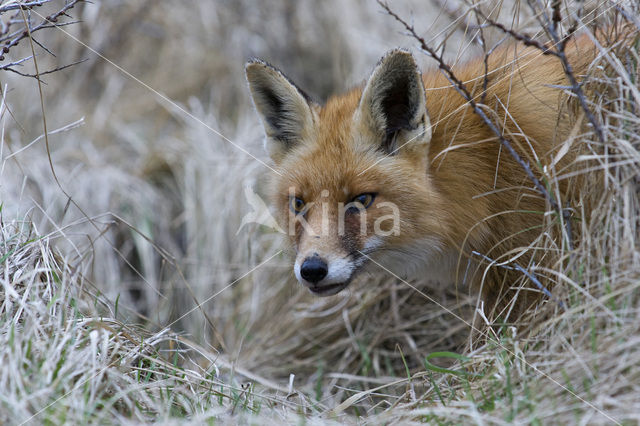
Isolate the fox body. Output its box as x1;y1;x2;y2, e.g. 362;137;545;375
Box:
246;35;599;313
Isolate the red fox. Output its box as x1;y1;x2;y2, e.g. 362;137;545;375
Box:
246;32;609;316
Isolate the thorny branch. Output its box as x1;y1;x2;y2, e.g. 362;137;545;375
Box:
377;0;565;217
530;0;606;144
470;0;606;144
3;57;86;79
0;1;52;13
0;0;86;76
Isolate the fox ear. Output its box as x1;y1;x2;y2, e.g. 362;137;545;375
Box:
245;60;315;162
357;49;431;154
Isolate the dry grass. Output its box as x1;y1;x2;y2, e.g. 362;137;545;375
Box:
0;0;639;424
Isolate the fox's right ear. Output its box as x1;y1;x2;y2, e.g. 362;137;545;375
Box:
245;60;315;163
356;49;431;156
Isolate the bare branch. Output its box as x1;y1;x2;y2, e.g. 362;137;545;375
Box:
0;1;50;14
377;0;564;215
0;0;86;64
2;57;87;79
541;5;606;144
470;8;555;54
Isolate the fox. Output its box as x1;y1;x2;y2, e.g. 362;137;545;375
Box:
245;31;611;317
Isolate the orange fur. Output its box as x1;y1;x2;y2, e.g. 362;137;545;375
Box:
246;31;614;316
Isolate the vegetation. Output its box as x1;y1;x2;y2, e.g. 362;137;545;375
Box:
0;0;638;423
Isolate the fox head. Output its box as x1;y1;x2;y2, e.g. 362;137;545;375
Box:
246;50;450;296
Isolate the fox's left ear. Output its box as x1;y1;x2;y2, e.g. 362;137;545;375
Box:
356;49;431;155
245;60;315;163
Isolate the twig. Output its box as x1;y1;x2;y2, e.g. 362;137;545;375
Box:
31;35;55;56
531;0;605;144
2;57;87;79
471;251;566;308
470;2;605;144
0;54;33;69
0;1;50;14
0;0;85;62
470;9;555;53
378;0;565;217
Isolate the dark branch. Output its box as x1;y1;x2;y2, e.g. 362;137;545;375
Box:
0;1;50;14
471;2;605;144
377;0;564;215
0;0;86;66
2;57;87;79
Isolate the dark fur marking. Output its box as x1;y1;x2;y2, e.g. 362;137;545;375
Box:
340;214;363;257
376;72;420;153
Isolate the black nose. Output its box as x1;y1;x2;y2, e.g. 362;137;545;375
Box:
300;257;328;283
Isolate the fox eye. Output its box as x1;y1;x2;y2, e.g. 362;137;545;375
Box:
349;193;376;211
289;196;306;215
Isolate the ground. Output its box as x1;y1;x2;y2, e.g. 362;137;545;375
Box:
0;0;639;424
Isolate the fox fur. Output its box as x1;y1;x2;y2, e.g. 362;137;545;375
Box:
246;31;611;318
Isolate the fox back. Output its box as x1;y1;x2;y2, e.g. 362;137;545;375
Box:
246;34;601;317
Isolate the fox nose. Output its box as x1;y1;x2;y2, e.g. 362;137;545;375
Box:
300;257;328;283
